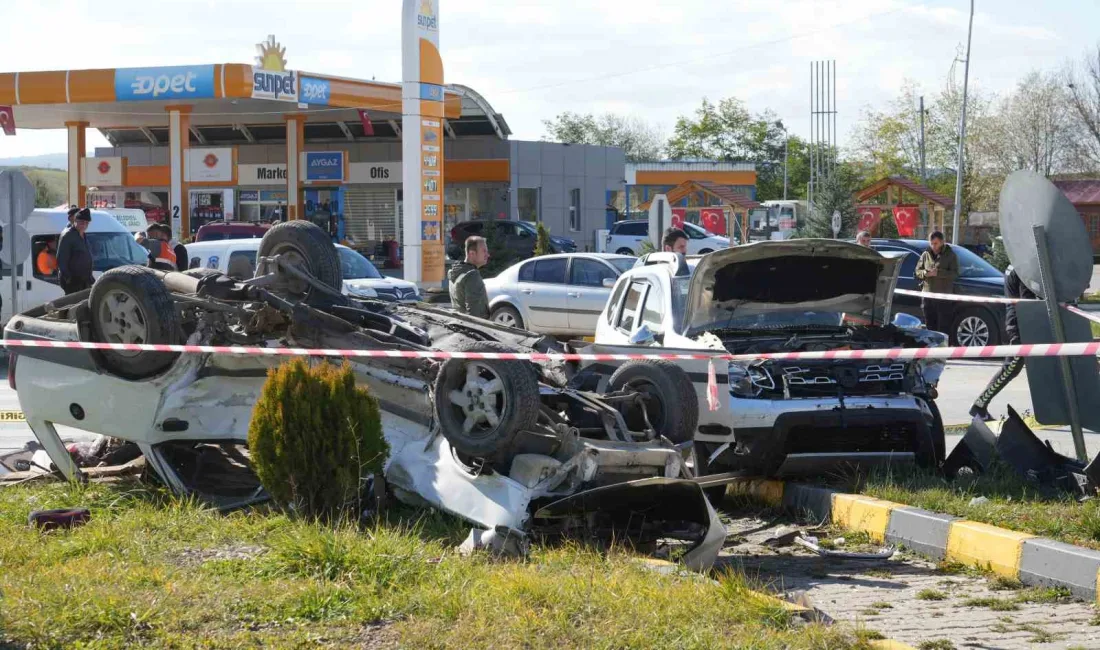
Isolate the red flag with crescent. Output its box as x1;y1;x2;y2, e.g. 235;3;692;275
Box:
671;208;686;229
893;204;919;237
0;106;15;136
856;206;882;234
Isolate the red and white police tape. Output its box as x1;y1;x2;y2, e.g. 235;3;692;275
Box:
2;337;1098;363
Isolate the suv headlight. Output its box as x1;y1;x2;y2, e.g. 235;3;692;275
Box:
729;361;773;398
347;286;378;298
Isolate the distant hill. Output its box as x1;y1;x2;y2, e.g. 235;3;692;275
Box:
0;166;68;207
0;153;67;170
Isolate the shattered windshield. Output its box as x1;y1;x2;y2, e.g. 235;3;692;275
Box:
87;232;150;271
338;247;384;280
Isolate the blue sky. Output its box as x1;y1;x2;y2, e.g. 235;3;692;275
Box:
0;0;1096;160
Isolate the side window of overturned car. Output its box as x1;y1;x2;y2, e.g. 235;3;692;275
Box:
617;281;649;333
606;278;628;324
641;283;665;329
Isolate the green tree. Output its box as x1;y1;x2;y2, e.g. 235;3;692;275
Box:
542;112;665;162
533;221;552;256
248;359;388;521
31;175;62;208
666;97;812;202
798;173;858;239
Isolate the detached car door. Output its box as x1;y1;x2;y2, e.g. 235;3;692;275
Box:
517;257;571;332
567;258;619;334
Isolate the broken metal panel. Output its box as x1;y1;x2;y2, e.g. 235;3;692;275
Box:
1017;303;1100;431
942;417;999;477
996;406;1088;495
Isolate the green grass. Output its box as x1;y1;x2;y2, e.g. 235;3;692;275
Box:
0;480;874;649
847;464;1100;551
916;589;947;601
917;640;955;650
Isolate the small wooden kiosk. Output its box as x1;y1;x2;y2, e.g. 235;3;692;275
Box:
637;180;760;243
853;175;954;238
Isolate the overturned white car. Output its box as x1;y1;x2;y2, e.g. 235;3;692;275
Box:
4;221;724;568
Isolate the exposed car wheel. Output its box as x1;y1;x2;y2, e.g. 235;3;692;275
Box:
607;360;699;443
491;304;524;330
916;397;946;468
434;341;541;462
89;266;181;380
952;307;999;347
257;220;342;302
616;248;636;256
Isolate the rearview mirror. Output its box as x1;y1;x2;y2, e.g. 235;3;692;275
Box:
602;277;616;288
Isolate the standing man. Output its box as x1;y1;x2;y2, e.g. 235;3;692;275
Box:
856;230;872;247
56;208;95;294
145;224;178;272
915;230;959;335
448;235;490;319
970;266;1036;421
663;228;688;255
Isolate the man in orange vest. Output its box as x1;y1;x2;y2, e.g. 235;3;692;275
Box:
36;238;58;276
146;223;177;272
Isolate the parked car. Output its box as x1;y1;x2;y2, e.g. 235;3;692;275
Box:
185;238;420;302
868;239;1006;347
447;220;576;261
605;219;730;256
4;208;152;323
194;222;271;242
6;220;723;569
589;243;948;477
484;253;636;335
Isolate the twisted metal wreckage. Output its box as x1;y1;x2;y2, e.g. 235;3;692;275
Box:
4;221;726;569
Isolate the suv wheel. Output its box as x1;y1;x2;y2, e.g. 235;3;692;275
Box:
953;308;999;347
616;248;636;256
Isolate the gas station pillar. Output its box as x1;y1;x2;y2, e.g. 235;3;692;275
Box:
166;105;192;239
285;115;305;220
65;121;88;208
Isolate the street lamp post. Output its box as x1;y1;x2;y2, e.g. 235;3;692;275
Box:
951;0;975;245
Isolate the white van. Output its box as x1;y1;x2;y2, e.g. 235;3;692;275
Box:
99;208;150;234
185;239;421;302
2;208;152;323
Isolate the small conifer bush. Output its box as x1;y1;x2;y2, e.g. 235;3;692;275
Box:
248;359;388;520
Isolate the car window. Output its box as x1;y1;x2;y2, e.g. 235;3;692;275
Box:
337;247;383;279
609;258;636;274
953;245;1002;278
876;246;918;278
226;250;257;280
617;281;648;333
518;260;535;282
623;222;647;236
606;277;628;324
533;258;567;284
683;223;707;240
641;283;665;328
571;258;617;287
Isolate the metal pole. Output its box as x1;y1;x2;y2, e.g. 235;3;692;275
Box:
951;0;974;245
920;95;927;183
833;60;838;175
808;62;814;209
1033;224;1087;461
783;136;789;200
5;174;15;317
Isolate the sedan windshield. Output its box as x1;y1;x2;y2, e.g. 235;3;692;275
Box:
337;247;383;279
87;232;151;271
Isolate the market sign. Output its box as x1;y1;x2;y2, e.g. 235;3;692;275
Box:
238;164;287;185
251;35;298;102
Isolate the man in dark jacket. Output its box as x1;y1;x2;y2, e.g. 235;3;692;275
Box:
56;208;95;294
448;235;490;319
914;231;960;335
970;266;1036;421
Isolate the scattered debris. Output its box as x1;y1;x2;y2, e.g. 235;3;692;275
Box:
794;535;896;560
968;496;990;507
29;507;90;531
457;526;529;559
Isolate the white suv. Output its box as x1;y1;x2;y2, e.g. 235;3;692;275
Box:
589;242;949;477
605;220;730;256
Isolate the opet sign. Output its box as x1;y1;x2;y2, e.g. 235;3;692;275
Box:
252;67;297;102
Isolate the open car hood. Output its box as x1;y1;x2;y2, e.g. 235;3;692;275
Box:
683;239;902;335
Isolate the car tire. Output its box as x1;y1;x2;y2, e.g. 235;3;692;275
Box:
433;341;541;463
607;360;699;443
491;304;525;330
616;248;636;256
89;266;182;380
952;307;1000;347
256;220;342;302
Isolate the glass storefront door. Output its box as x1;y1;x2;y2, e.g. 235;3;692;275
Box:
303;187;345;240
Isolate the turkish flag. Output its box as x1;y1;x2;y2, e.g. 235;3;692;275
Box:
357;109;375;136
700;208;725;235
857;206;882;235
671;208;686;229
893;204;919;237
0;106;14;136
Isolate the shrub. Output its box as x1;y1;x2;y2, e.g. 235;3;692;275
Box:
248;359;388;520
534;221;552;257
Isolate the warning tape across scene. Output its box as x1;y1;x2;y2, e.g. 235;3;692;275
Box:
3;338;1098;363
893;288;1100;326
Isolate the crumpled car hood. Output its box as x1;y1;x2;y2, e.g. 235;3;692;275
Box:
683;239;902;334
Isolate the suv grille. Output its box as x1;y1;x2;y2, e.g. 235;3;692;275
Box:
783;363;906;385
778;362;908;397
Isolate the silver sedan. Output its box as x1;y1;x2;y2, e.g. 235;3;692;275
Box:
484;253;636;336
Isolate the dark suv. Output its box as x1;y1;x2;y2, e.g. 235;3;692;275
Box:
447;220;577;260
870;238;1006;347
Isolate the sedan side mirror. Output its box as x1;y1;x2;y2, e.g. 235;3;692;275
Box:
602;277;616;288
